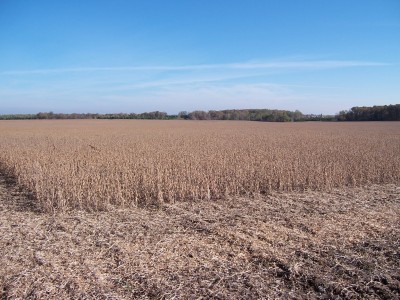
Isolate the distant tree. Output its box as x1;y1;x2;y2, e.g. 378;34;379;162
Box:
178;111;189;119
188;111;210;120
37;112;50;119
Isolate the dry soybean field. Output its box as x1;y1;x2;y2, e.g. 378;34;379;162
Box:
0;120;399;299
0;120;399;211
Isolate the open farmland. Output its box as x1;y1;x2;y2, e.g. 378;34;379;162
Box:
0;120;400;299
0;120;399;212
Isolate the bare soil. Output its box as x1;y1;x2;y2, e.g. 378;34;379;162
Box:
1;174;399;299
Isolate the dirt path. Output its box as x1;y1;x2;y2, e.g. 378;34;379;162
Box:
1;179;399;299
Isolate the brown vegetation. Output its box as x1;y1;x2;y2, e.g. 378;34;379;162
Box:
0;177;399;299
0;120;399;212
0;120;399;299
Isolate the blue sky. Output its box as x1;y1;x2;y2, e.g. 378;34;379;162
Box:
0;0;399;114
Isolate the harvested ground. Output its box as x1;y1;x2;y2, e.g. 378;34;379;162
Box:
1;173;399;299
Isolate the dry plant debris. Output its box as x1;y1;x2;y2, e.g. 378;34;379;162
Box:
0;177;399;299
0;120;399;299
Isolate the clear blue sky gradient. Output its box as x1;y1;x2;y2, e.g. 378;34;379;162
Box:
0;0;399;114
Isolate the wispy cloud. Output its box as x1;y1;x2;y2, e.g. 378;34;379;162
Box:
0;58;393;115
94;82;301;113
0;60;388;75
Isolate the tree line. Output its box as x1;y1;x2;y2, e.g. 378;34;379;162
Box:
0;105;398;121
0;109;305;121
0;111;174;120
179;109;304;121
336;104;400;121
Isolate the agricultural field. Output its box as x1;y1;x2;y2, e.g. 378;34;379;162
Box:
0;120;399;212
0;120;399;299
